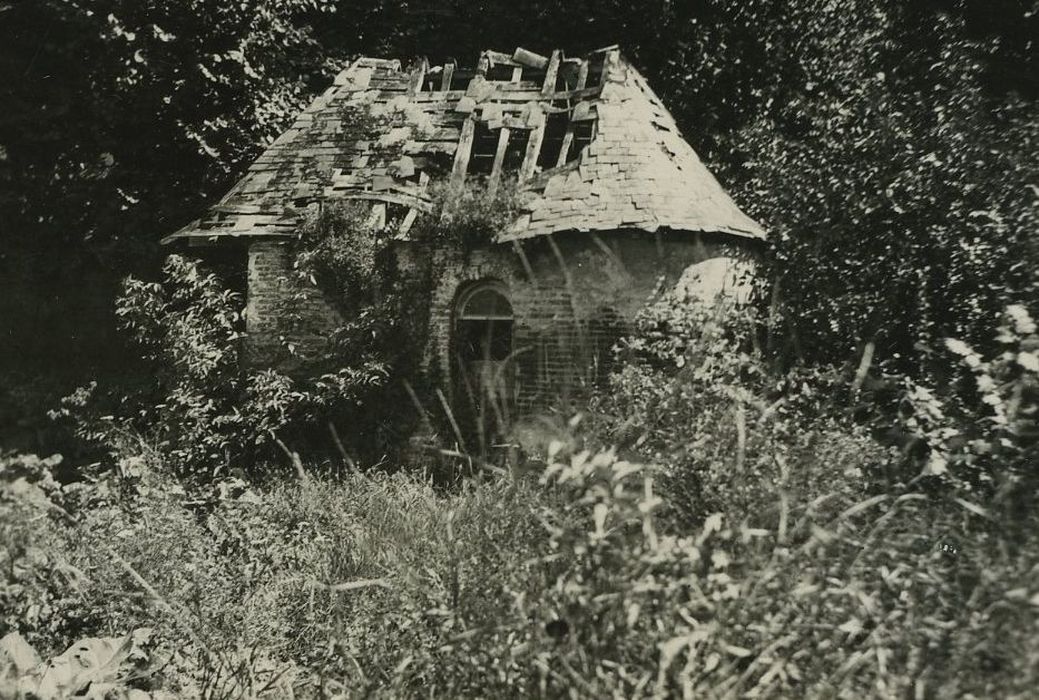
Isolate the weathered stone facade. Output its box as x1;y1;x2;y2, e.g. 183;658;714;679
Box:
244;240;341;367
403;229;753;411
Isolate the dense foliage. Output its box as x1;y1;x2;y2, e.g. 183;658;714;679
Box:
0;0;342;443
3;303;1037;696
410;178;524;250
726;2;1039;372
50;255;389;477
295;201;383;305
3;2;1039;697
1;0;338;253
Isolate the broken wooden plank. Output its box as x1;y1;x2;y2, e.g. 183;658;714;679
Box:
555;60;589;167
451;116;477;184
162;229;294;244
556;129;575;169
440;61;455;91
483;49;521;66
511;66;523;83
482;102;504;129
442;86;603;104
407;58;428;96
541;50;562;96
571;102;595;121
502;116;537;130
402;140;458;155
603;49;622;83
398;207;420;236
368;202;387;229
513;47;550;70
488;127;511;193
334;192;434;211
575;59;590;92
389;155;416;178
519;116;546;182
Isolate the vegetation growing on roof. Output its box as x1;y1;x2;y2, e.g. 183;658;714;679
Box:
410;177;525;250
294;200;384;304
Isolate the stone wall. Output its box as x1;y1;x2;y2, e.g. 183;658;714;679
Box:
243;239;342;368
418;230;756;411
240;231;755;410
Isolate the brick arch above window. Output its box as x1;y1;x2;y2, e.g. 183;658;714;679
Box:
456;281;513;321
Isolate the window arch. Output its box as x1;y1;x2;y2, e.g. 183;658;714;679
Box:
458;284;513;320
455;282;513;362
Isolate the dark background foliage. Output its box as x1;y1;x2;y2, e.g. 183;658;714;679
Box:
1;0;1036;449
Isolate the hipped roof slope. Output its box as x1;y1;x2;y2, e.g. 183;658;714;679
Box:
164;46;764;245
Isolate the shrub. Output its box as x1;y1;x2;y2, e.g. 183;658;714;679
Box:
53;254;389;478
410;177;524;250
589;290;885;528
899;305;1039;500
294;200;382;305
4;428;1039;699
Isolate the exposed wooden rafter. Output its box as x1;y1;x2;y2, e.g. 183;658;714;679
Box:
541;50;562;97
451;116;477;184
440;60;456;91
164;45;766;248
406;58;428;96
556;59;589;167
519;115;546;183
488;127;511;193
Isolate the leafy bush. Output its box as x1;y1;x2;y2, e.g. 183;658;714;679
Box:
729;2;1039;377
898;305;1039;499
294;200;383;305
589;291;881;527
53;255;388;478
410;177;524;250
292;198;440;458
525;441;1039;699
6;425;1038;699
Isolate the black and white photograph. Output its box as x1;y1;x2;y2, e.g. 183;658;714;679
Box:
1;1;1037;697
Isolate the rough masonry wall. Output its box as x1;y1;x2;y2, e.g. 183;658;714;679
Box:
420;230;755;411
244;240;342;368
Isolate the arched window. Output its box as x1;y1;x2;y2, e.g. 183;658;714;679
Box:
455;284;513;363
452;282;516;443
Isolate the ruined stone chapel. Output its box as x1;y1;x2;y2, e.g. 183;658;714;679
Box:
163;46;765;420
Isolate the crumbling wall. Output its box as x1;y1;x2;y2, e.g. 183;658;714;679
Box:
244;239;342;368
239;229;754;406
422;230;755;411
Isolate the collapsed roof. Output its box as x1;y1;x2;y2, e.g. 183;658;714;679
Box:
164;46;764;245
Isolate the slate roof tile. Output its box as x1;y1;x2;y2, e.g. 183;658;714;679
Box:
164;48;764;245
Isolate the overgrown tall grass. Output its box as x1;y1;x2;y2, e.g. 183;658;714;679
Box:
4;419;1038;698
5;294;1038;698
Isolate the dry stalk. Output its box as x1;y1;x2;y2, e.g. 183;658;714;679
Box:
269;430;308;481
